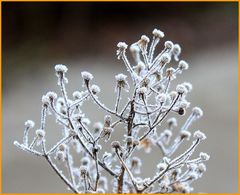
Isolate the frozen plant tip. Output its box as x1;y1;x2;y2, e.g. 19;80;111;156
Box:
14;28;210;194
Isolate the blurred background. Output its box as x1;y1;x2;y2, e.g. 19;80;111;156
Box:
2;2;238;193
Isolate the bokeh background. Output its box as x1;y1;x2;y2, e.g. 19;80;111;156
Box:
2;2;238;193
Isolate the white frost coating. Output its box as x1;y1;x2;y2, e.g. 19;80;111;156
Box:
163;129;172;138
55;64;68;73
199;152;210;161
117;42;128;50
167;117;177;127
72;91;82;99
194;130;206;140
140;35;150;43
157;162;168;171
14;28;209;194
198;163;207;172
192;107;203;118
164;40;174;49
160;53;171;64
180;130;191;140
176;84;187;94
42;95;49;105
156;93;167;103
136;87;147;95
46;91;57;100
81;71;93;81
152;28;164;38
25;120;35;128
36;129;45;138
91;84;101;94
178;60;189;70
115;73;127;82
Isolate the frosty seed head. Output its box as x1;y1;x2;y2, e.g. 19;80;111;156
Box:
166;67;175;79
167;117;177;128
156;93;167;104
59;144;67;151
140;35;150;44
81;71;93;81
169;91;178;100
198;163;207;173
164;40;174;49
91;84;101;94
188;172;198;180
42;95;50;105
115;73;127;82
178;60;189;70
160;53;171;64
138;35;150;52
125;136;133;144
82;118;91;126
179;100;190;109
137;87;147;96
46;91;57;101
180;130;191;140
25;120;35;129
115;73;129;90
194;130;206;140
192;107;203;118
36;129;45;138
157;162;168;171
200;152;210;161
152;28;164;38
163;129;172;138
55;151;65;161
111;141;121;149
80;166;88;176
117;42;128;50
55;64;68;73
104;115;112;127
176;84;187;95
72;91;82;99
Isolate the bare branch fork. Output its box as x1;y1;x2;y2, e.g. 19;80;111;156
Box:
14;28;209;194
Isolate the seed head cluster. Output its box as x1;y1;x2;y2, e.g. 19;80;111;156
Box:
14;28;209;194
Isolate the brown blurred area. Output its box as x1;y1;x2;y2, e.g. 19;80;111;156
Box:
3;2;238;91
2;2;238;193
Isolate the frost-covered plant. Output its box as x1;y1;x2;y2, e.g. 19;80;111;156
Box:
14;28;210;193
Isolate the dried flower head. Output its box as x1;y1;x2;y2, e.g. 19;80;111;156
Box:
24;120;35;129
115;73;129;91
81;71;93;81
152;28;164;38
